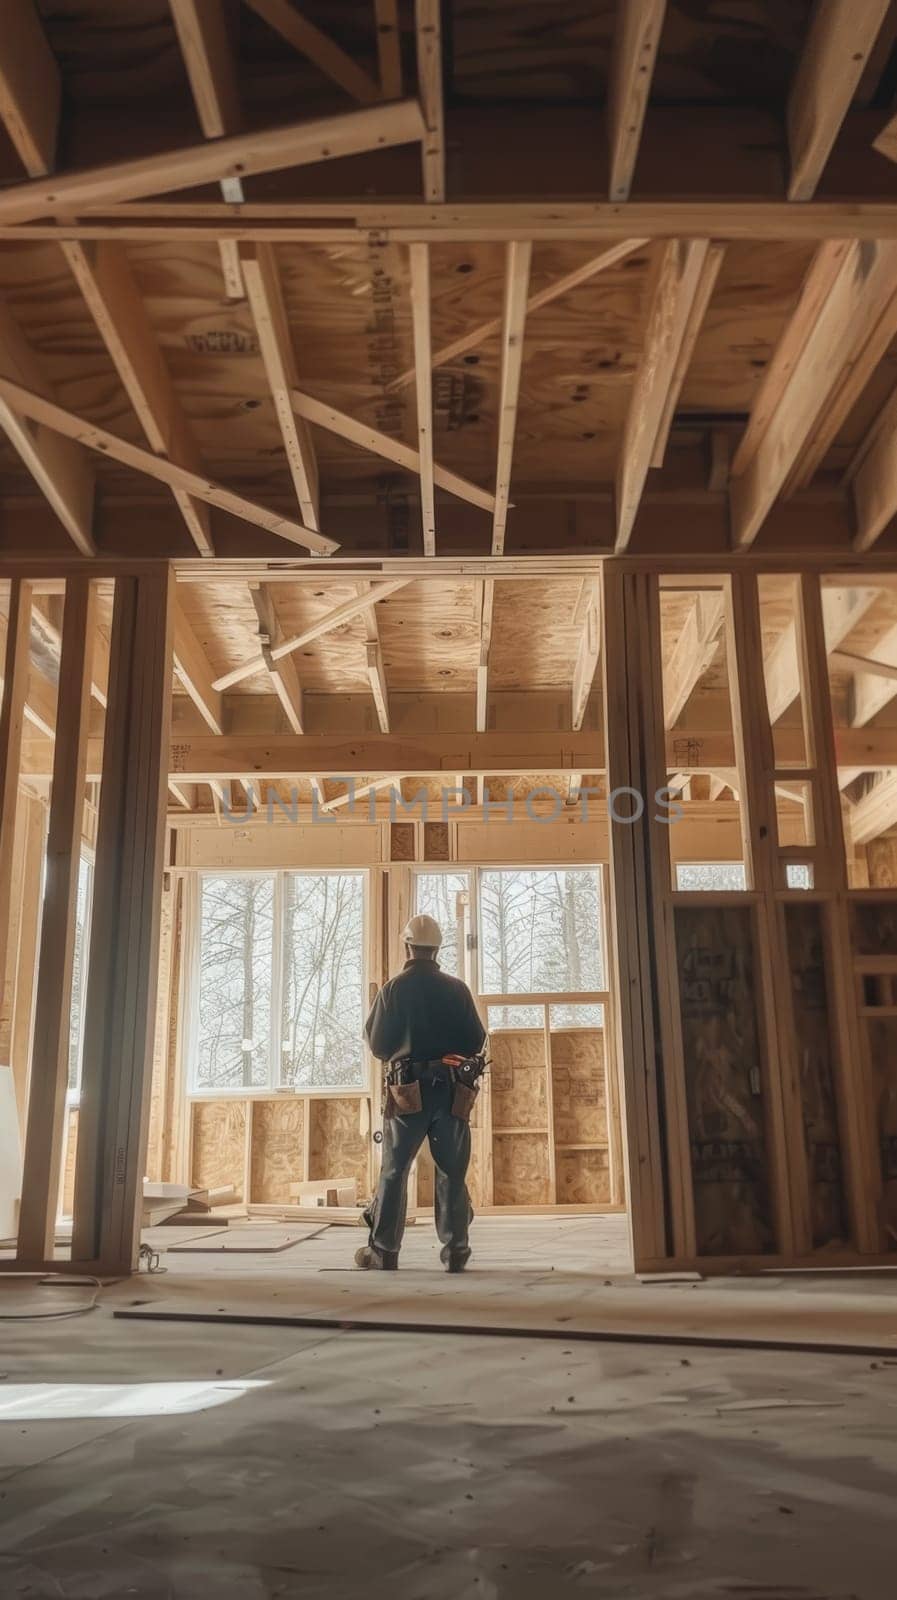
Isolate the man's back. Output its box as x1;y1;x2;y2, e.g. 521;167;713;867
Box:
364;957;485;1062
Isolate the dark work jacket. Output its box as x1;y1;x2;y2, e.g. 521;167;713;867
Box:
364;958;486;1063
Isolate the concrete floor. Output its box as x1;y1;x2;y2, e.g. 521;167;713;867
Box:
1;1220;897;1597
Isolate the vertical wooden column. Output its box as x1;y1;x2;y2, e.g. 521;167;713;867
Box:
796;574;878;1251
726;572;805;1256
602;566;693;1268
0;579;33;996
72;567;174;1273
17;577;96;1264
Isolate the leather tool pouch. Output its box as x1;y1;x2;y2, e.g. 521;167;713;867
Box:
451;1082;477;1122
388;1080;423;1116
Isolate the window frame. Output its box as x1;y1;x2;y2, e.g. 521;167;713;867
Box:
674;860;749;893
188;867;370;1097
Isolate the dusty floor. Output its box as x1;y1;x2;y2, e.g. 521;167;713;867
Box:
1;1217;896;1597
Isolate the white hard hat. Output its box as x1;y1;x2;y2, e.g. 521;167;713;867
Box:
401;913;443;948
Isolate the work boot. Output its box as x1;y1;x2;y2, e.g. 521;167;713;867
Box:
440;1244;471;1274
355;1245;399;1271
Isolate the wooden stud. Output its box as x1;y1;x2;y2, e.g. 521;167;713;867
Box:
492;243;532;556
244;0;380;103
607;0;667;202
0;375;337;556
0;581;33;1015
415;0;444;201
0;101;426;223
292;387;494;512
0;0;61;178
71;569;175;1273
241;243;320;530
788;0;892;201
616;239;712;549
17;578;96;1263
409;243;436;555
213;578;410;691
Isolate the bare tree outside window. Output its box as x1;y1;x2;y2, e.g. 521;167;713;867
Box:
480;869;604;1028
414;870;469;978
196;876;273;1089
280;872;365;1089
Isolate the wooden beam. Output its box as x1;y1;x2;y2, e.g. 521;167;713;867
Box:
663;590;725;727
357;581;390;732
763;585;880;723
851;771;897;844
832;647;897;685
0;300;95;556
571;578;601;730
0;101;425;223
291;387;494;511
374;0;403;99
323;774;402;812
607;0;667;202
62;241;213;555
616;239;711;550
17;578;96;1263
849;621;897;726
492;242;532;555
476;579;494;733
213;577;411;691
388;240;648;392
731;240;897;546
250;584;306;735
243;0;380;103
0;0;61;178
168;0;245;298
853;386;897;549
409;242;436;555
0;581;32;1005
787;0;892;201
240;243;320;529
71;570;174;1273
650;243;725;467
173;602;224;733
415;0;444;200
0;375;337;556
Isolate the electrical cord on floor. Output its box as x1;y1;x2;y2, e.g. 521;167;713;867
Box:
0;1273;103;1319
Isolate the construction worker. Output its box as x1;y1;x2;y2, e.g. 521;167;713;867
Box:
357;913;486;1273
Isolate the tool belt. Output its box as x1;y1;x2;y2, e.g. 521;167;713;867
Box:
385;1052;488;1121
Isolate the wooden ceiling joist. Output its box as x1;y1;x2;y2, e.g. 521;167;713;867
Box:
243;0;380;104
0;375;337;557
848;621;897;726
571;579;601;731
62;241;214;556
169;0;246;299
374;0;403;100
241;243;320;531
616;238;711;550
387;239;649;393
850;770;897;844
0;0;60;178
476;579;494;734
291;389;494;512
212;577;411;691
0;100;425;223
409;242;436;556
415;0;445;201
357;582;390;733
0;301;95;558
173;602;224;734
249;584;308;737
650;243;725;469
762;586;880;724
730;239;897;547
607;0;667;202
852;386;897;549
663;591;725;727
787;0;893;202
492;241;532;556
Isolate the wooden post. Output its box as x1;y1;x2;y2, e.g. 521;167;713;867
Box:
17;577;96;1263
71;567;174;1273
0;579;33;998
601;566;694;1268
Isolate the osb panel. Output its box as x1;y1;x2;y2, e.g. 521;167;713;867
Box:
867;1018;897;1250
424;822;451;861
868;838;897;889
249;1099;306;1205
675;905;775;1257
60;1108;78;1218
309;1098;371;1198
490;1031;548;1132
551;1030;607;1147
390;822;417;862
489;579;585;692
785;904;849;1249
852;898;897;956
492;1133;551;1206
191;1101;248;1201
555;1148;610;1206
